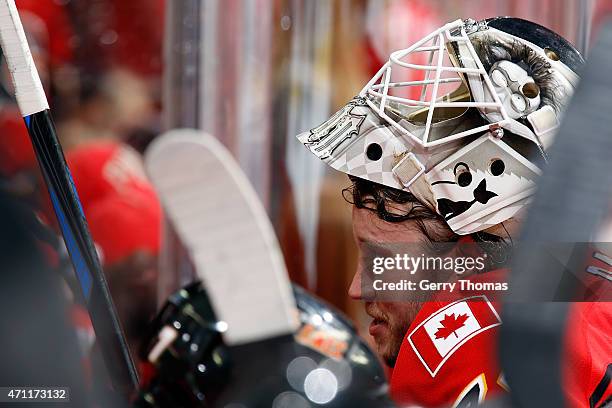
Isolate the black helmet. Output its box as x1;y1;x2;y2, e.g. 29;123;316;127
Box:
134;283;394;408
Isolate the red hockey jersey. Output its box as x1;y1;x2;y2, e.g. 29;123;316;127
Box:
563;248;612;408
389;249;611;408
389;295;506;407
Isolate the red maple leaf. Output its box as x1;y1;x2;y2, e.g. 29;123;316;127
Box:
434;313;469;340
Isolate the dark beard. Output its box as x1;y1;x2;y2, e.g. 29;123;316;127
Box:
383;317;412;368
379;301;421;368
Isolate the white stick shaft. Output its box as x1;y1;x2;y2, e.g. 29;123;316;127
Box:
0;0;48;116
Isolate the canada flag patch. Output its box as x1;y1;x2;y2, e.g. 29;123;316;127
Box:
407;296;501;377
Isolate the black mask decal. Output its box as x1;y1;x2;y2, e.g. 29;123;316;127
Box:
437;179;498;220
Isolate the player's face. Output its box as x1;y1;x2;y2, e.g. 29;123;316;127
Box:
349;206;429;367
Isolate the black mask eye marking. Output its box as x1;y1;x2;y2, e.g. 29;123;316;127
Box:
457;172;472;187
431;180;456;186
366;143;383;161
454;162;472;187
489;159;505;176
432;162;473;186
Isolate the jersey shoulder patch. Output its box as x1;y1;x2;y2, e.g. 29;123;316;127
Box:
407;296;501;377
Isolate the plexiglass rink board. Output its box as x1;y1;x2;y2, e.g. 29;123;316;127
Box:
161;0;595;307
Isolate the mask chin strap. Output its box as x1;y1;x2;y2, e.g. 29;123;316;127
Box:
391;152;437;211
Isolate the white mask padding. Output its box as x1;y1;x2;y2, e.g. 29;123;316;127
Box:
527;105;560;150
489;60;541;119
502;117;544;147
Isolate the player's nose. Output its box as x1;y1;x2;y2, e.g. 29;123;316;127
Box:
348;269;362;300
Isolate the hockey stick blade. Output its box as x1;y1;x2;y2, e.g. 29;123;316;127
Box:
0;0;138;398
145;129;299;345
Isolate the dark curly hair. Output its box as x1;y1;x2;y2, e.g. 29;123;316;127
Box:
343;176;511;266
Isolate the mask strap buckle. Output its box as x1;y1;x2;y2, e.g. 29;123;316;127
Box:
392;152;425;188
392;153;437;211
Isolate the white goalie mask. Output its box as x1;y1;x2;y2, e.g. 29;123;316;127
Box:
297;17;583;235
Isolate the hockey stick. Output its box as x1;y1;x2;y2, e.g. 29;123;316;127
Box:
0;0;138;398
146;129;299;345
